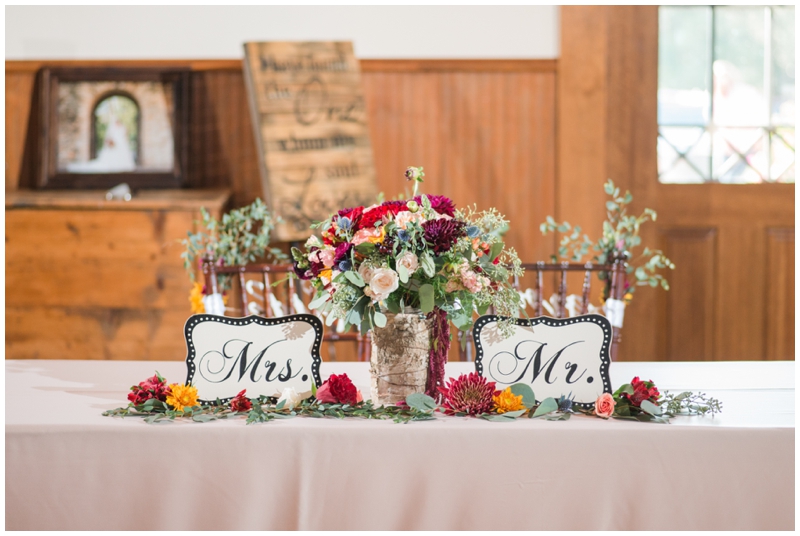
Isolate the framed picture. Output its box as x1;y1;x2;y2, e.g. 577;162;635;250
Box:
37;68;189;190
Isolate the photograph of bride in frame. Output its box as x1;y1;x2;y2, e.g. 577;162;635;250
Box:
37;67;189;190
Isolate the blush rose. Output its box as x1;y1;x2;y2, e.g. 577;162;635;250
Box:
595;393;615;418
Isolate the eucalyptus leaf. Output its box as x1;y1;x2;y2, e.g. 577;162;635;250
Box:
532;397;559;418
373;311;387;328
420;254;436;278
344;270;365;288
308;293;329;310
397;263;409;284
419;284;434;313
509;383;536;409
406;393;437;412
640;399;662;416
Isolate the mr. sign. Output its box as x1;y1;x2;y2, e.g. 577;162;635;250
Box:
473;314;613;409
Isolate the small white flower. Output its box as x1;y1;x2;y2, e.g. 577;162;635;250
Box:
277;387;302;410
396;251;419;275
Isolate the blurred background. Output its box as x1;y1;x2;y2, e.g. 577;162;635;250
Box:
5;5;794;362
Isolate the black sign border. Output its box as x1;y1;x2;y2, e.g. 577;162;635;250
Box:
184;313;323;403
473;314;613;410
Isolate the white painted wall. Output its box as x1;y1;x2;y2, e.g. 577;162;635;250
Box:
5;5;559;60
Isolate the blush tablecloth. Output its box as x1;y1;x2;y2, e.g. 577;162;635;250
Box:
5;359;794;531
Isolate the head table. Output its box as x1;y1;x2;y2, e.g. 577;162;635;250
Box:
5;359;794;531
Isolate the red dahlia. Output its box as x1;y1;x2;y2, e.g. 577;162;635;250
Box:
438;372;498;415
316;373;359;405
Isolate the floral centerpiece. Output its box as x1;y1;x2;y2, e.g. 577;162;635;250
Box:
291;167;523;403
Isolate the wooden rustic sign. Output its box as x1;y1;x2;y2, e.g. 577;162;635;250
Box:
243;41;378;241
473;315;613;409
184;314;322;403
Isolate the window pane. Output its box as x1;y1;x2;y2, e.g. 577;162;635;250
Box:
713;127;766;183
713;7;767;126
658;127;709;183
772;128;795;182
658;7;711;125
772;7;795;126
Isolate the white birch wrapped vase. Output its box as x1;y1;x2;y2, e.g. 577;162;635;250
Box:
369;309;430;407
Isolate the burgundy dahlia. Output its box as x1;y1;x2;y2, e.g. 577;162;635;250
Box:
422;219;467;254
438;372;498;415
414;194;456;217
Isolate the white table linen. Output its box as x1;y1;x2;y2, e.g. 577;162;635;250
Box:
5;360;794;530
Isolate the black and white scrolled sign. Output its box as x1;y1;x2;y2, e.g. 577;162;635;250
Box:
473;314;613;409
184;314;322;403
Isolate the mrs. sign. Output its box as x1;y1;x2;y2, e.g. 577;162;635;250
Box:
184;314;322;403
473;315;613;409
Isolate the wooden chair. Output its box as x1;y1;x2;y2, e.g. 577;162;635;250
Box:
458;258;627;361
201;258;370;361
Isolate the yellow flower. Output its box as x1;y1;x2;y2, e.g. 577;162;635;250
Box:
166;383;199;412
189;282;205;314
493;387;525;414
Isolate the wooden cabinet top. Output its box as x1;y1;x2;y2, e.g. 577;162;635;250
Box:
6;188;231;212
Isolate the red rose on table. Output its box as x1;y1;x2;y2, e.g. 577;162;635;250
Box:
316;373;362;405
230;390;252;412
127;373;168;406
623;377;660;407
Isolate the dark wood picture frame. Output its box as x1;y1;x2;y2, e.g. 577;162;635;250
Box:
36;67;190;190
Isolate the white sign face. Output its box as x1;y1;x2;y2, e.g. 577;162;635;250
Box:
184;314;322;403
473;314;612;408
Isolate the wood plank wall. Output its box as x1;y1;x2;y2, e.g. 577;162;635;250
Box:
559;6;794;361
6;59;557;361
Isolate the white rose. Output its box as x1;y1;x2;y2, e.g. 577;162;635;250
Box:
277;387;302;410
368;267;399;302
396;251;419;275
358;263;375;284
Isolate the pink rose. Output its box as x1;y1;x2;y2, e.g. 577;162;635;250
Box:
352;227;382;246
595;393;615;418
318;248;336;268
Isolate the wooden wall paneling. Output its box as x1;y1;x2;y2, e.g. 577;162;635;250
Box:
5;71;36;190
764;228;795;360
658;228;717;361
6;59;557;362
362;65;557;361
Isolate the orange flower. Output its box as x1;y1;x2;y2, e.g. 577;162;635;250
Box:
493;387;525;414
166;383;199;412
189;282;205;314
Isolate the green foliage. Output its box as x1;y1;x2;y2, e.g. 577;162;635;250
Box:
540;179;675;299
180;198;286;290
660;390;723;417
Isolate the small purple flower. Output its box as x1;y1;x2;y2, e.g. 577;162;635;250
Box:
338;259;352;272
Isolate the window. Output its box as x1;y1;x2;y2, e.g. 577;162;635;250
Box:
658;6;795;183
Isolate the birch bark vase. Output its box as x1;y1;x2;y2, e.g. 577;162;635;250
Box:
369;309;430;407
